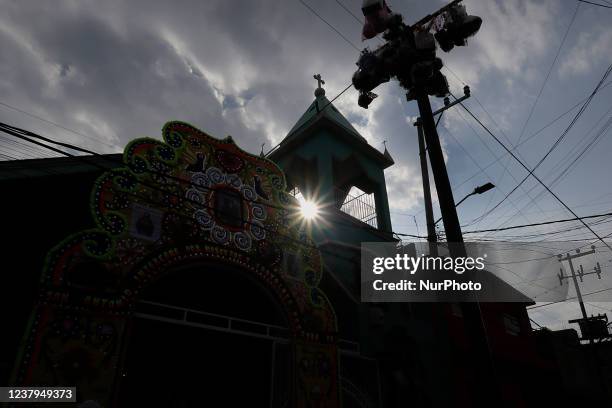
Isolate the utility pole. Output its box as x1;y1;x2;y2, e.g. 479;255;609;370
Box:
416;119;438;256
558;248;594;322
416;87;471;257
414;86;499;405
558;247;607;343
558;247;610;400
415;89;466;256
351;1;497;405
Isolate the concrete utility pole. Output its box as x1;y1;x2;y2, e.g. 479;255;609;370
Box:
417;91;500;404
415;89;466;255
416;87;472;257
416;120;438;256
558;247;606;343
558;247;610;400
558;248;595;321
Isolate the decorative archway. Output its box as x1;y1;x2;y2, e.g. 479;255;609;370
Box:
13;122;340;407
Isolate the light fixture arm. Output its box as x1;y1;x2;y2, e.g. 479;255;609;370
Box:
434;182;495;225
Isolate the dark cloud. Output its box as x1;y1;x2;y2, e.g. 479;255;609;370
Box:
1;0;611;229
0;0;364;154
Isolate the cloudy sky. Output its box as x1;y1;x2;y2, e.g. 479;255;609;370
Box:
1;0;611;329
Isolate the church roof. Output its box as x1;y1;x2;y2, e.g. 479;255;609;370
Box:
270;84;394;169
286;91;366;142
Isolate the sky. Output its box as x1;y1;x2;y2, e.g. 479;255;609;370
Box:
0;0;611;331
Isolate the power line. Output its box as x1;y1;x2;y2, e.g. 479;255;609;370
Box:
480;216;612;241
462;211;612;235
297;0;361;51
586;302;612;313
334;0;364;25
527;286;612;310
444;70;612;233
487;3;580;223
453;96;612;252
515;3;580;148
0;153;18;160
0;135;57;159
577;0;612;8
465;63;612;226
0;100;119;150
472;194;612;225
414;77;612;223
473;101;612;240
548;115;612;187
0;143;46;160
439;125;537;226
530;317;544;329
448;101;546;219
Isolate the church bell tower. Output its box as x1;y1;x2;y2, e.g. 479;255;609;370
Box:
269;75;395;239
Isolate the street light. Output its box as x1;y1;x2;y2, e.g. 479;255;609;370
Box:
434;182;495;225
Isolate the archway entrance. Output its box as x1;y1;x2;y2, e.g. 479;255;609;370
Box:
117;264;291;407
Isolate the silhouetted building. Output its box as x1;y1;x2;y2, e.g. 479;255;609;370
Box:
1;83;589;407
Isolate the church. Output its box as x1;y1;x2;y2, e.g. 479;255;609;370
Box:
0;80;565;407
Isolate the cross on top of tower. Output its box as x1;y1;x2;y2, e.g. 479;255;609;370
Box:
313;74;326;97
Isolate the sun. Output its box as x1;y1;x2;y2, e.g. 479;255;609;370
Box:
299;199;320;220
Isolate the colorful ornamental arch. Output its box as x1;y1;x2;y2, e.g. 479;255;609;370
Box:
14;121;340;407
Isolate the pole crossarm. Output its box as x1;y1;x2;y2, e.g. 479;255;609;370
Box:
557;247;602;341
432;87;471;116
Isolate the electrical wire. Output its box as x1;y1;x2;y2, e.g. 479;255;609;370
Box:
480;4;580;224
297;0;361;51
334;0;364;25
515;3;580;150
461;211;612;235
0;135;57;159
452;97;612;252
527;286;612;310
474;102;612;240
464;63;612;226
479;217;612;241
439;125;536;226
0;153;18;160
577;0;612;8
529;317;543;329
0;100;119;150
548;116;612;187
442;71;612;233
412;78;612;223
447;105;545;221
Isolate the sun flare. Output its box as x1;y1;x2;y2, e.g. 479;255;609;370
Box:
299;199;319;220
